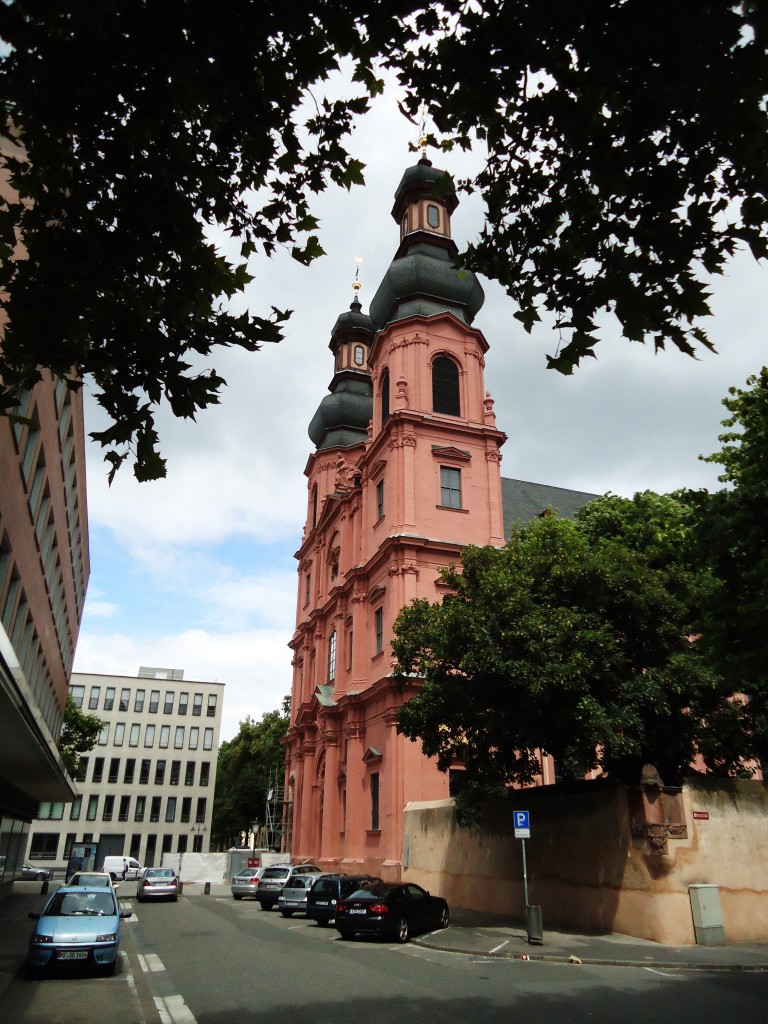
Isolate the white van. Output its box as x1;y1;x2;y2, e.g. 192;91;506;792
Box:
102;855;144;881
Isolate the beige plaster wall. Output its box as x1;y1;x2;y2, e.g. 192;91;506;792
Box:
401;778;768;945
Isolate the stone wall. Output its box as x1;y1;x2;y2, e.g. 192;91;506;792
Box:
401;777;768;944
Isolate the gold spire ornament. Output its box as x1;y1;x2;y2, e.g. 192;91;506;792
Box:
352;256;363;298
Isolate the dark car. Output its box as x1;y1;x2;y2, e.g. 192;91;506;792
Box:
306;874;382;927
335;881;449;943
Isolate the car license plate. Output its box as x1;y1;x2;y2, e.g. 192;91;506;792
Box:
316;900;329;906
349;908;367;915
58;951;88;960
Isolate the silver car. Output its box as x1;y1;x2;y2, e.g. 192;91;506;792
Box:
230;867;265;900
136;867;180;902
277;873;322;918
255;863;322;910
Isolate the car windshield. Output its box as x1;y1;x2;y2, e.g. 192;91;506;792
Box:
286;876;312;889
235;871;257;880
348;882;395;899
262;868;289;879
48;891;116;917
147;869;174;878
70;873;111;886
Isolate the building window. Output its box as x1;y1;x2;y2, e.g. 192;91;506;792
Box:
181;797;192;823
92;757;104;783
401;211;408;236
38;801;64;820
98;723;110;745
164;691;174;714
114;722;125;746
312;484;318;528
427;203;440;229
139;759;151;784
88;685;100;710
195;798;207;823
170;760;181;785
432;356;460;416
104;687;115;711
374;607;383;655
129;724;140;747
155;760;166;785
160;725;170;748
86;796;98;821
203;728;213;751
304;571;311;606
354;344;365;366
29;833;59;860
346;626;353;670
103;795;115;821
177;834;188;852
189;728;199;750
150;797;161;822
162;834;173;854
328;630;337;683
440;466;462;509
381;369;390;424
70;797;82;821
178;692;188;716
76;757;89;782
108;758;120;784
144;724;156;747
119;796;131;822
376;480;384;521
149;690;160;713
134;689;145;712
70;685;84;708
193;694;203;717
165;797;177;823
134;796;145;822
199;762;210;787
185;762;195;786
207;694;217;717
124;759;136;784
370;772;380;831
174;726;184;749
119;688;130;711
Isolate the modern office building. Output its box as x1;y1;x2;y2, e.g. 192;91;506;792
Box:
23;667;224;870
0;370;90;891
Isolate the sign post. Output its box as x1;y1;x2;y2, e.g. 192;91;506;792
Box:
513;810;531;907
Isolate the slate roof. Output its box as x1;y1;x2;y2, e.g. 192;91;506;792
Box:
501;477;600;539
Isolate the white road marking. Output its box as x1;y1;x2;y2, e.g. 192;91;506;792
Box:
489;940;510;953
138;952;167;973
154;995;198;1024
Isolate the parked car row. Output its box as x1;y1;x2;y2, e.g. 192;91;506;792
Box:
229;866;450;943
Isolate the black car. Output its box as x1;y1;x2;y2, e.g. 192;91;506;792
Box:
335;881;449;943
306;874;381;927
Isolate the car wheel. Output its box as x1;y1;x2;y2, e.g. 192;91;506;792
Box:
35;872;46;881
233;894;243;900
396;916;409;944
280;910;293;918
439;906;449;929
316;918;328;928
260;902;274;911
338;930;353;940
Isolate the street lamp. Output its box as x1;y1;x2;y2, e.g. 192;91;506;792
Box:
190;823;207;853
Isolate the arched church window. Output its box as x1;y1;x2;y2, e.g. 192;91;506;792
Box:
354;344;365;366
328;630;337;683
401;212;408;236
432;356;461;416
311;484;318;528
381;369;390;424
427;204;440;229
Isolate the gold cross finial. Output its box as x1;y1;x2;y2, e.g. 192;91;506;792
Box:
352;256;363;298
418;103;429;158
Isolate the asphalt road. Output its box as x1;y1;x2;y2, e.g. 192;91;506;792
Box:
6;889;768;1024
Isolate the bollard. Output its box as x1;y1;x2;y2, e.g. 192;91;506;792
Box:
40;879;49;895
204;881;211;895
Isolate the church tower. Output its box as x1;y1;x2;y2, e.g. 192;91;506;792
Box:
284;156;506;876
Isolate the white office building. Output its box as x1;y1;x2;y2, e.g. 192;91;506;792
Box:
23;667;224;870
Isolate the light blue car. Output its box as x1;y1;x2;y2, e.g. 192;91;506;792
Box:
27;885;132;975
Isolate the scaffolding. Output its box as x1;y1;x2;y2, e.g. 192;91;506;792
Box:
264;765;292;852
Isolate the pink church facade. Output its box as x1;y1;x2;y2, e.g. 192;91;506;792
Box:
283;158;590;878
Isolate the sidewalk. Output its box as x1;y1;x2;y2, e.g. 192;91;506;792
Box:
412;905;768;971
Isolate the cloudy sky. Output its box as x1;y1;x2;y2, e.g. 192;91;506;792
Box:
72;84;768;743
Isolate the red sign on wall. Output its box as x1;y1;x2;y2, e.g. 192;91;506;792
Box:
247;856;261;867
692;811;710;820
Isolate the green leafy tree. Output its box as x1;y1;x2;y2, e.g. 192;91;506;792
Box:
393;500;755;824
688;367;768;757
212;698;289;849
57;695;103;777
3;4;767;479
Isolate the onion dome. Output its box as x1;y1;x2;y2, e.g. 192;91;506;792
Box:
308;295;374;451
369;157;484;330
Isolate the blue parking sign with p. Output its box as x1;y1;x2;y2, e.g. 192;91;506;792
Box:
514;810;530;838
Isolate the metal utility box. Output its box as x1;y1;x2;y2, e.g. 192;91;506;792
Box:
688;884;725;946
